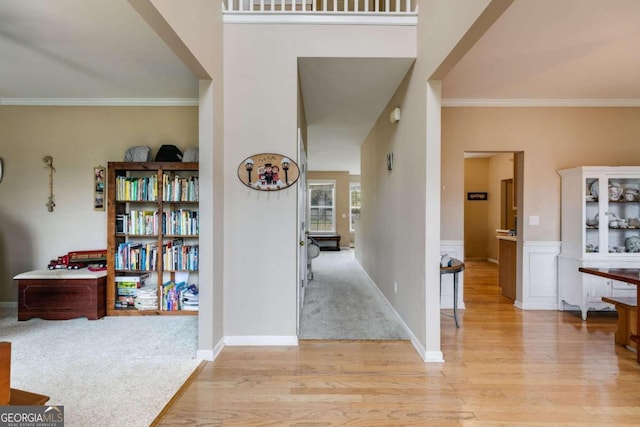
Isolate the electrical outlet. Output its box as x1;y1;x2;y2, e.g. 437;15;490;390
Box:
529;215;539;226
394;282;398;293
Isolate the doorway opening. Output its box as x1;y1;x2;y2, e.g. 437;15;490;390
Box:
463;151;523;306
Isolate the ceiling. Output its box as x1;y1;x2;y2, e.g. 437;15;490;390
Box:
1;0;639;173
0;0;197;99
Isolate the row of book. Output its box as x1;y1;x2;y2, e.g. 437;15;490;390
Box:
115;240;199;271
115;209;198;236
163;174;199;202
162;281;199;311
115;174;199;202
163;240;199;271
114;276;199;311
114;274;150;309
116;176;158;201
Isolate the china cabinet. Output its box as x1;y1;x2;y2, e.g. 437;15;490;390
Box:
557;166;640;319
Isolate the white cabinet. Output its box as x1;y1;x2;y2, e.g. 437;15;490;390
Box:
558;166;640;319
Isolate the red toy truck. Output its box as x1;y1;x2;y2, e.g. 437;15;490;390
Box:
48;249;107;270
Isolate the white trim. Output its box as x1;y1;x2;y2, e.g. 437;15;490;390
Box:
223;12;417;25
224;335;299;346
442;99;640;108
196;337;225;361
0;301;18;308
423;351;445;363
0;98;199;107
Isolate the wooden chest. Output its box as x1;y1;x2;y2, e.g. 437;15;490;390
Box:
14;269;107;321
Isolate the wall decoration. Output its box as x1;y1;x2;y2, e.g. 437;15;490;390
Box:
467;192;488;201
237;153;300;191
94;165;105;211
42;155;55;212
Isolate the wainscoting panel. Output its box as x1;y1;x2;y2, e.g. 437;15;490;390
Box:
440;240;465;310
521;241;561;310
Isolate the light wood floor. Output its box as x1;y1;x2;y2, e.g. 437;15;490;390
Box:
155;260;640;426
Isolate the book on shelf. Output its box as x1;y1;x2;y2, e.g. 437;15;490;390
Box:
134;285;159;310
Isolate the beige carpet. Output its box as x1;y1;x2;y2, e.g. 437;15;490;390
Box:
0;308;200;427
299;249;410;340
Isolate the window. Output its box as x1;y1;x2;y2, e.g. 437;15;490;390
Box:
309;182;335;232
350;182;361;232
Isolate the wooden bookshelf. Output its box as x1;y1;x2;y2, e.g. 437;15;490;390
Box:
106;162;199;316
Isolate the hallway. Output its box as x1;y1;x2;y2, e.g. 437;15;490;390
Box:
298;249;410;340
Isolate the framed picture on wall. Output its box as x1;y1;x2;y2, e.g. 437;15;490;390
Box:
94;166;105;211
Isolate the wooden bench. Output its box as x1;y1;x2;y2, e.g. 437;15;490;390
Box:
309;233;341;251
602;296;637;351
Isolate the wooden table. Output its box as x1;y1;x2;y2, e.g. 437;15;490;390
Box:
441;259;465;328
14;268;107;321
578;267;639;363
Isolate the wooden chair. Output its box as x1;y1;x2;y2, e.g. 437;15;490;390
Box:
0;341;49;406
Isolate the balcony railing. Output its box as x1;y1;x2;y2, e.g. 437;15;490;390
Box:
223;0;417;14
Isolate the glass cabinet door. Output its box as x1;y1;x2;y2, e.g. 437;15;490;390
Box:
585;177;600;254
606;177;640;254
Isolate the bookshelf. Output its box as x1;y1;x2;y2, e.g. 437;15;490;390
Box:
106;162;199;316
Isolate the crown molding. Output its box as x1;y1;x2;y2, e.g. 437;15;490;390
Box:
442;98;640;107
0;98;199;107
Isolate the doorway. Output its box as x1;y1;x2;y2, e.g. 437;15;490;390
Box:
463;151;523;304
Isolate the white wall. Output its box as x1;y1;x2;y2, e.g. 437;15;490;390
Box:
223;23;416;341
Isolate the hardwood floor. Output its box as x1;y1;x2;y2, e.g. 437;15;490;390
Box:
155;260;640;426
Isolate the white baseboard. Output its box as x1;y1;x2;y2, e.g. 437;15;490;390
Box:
224;335;298;346
196;337;225;361
0;302;18;308
423;351;445;363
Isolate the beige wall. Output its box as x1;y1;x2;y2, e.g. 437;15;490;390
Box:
0;106;198;302
463;158;490;258
442;108;640;244
308;171;351;247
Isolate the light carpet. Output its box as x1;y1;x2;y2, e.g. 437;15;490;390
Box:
299;249;410;340
0;309;200;427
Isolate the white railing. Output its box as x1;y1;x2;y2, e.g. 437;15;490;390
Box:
223;0;416;14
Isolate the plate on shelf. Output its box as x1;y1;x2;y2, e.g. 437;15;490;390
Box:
589;181;599;199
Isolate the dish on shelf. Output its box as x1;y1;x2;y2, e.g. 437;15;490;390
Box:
608;181;623;201
623;187;638;201
624;236;640;253
589;181;599;199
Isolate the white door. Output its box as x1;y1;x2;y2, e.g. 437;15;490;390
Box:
297;129;308;331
